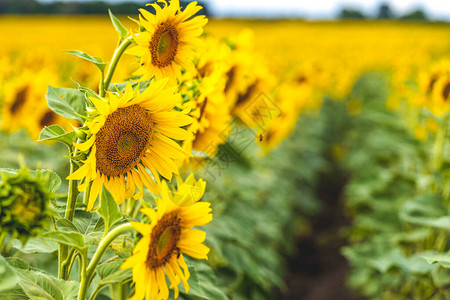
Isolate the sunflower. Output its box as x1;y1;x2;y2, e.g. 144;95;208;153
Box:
430;75;450;117
178;63;231;169
121;174;212;300
67;80;192;211
127;0;208;82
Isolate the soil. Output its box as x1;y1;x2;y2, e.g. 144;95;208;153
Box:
276;166;363;300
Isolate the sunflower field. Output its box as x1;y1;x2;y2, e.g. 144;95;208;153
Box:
0;1;450;299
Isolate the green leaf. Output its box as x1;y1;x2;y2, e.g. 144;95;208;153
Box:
13;236;58;254
98;186;122;232
0;255;19;292
0;285;28;299
109;9;129;42
56;219;80;233
400;194;450;230
97;260;132;285
65;50;107;73
13;268;79;300
38;125;77;147
180;260;229;300
42;231;85;249
423;253;450;268
5;257;30;270
71;210;103;245
46;86;86;123
43;169;63;193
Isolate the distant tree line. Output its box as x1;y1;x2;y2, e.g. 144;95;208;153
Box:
339;2;428;20
0;0;209;15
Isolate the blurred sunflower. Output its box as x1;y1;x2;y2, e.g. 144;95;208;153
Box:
127;0;208;82
67;80;192;211
178;65;231;168
121;174;211;300
430;75;450;117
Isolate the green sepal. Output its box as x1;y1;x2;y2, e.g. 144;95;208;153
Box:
38;125;77;148
65;50;107;73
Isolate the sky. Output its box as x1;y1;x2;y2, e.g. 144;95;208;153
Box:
37;0;450;20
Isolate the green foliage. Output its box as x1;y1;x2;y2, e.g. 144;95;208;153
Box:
313;73;450;299
39;125;77;148
109;10;128;43
98;186;123;233
4;257;79;300
0;255;19;292
65;50;107;73
46;86;87;123
43;231;85;250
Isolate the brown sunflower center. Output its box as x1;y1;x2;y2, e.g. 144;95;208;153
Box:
427;76;437;93
40;110;56;127
95;104;153;177
147;211;182;269
442;82;450;101
149;22;179;68
235;81;258;106
10;86;29;114
224;66;237;94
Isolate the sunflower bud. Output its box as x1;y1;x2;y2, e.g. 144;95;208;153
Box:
0;168;56;244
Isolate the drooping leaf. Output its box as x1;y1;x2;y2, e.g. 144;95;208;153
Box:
39;125;77;148
13;236;58;254
42;231;85;249
46;86;86;123
65;50;107;73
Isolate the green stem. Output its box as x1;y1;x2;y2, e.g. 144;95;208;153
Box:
77;249;88;300
88;284;105;300
78;223;133;300
116;283;126;300
61;248;77;277
59;146;80;280
101;36;133;97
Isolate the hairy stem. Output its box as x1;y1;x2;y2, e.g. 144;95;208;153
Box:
59;146;80;280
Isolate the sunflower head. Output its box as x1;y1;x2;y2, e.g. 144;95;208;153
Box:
121;173;211;300
0;168;55;244
127;0;208;82
67;80;193;211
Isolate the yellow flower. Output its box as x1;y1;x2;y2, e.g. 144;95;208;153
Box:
67;80;192;211
127;0;208;82
121;174;212;300
430;75;450;117
178;65;231;168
